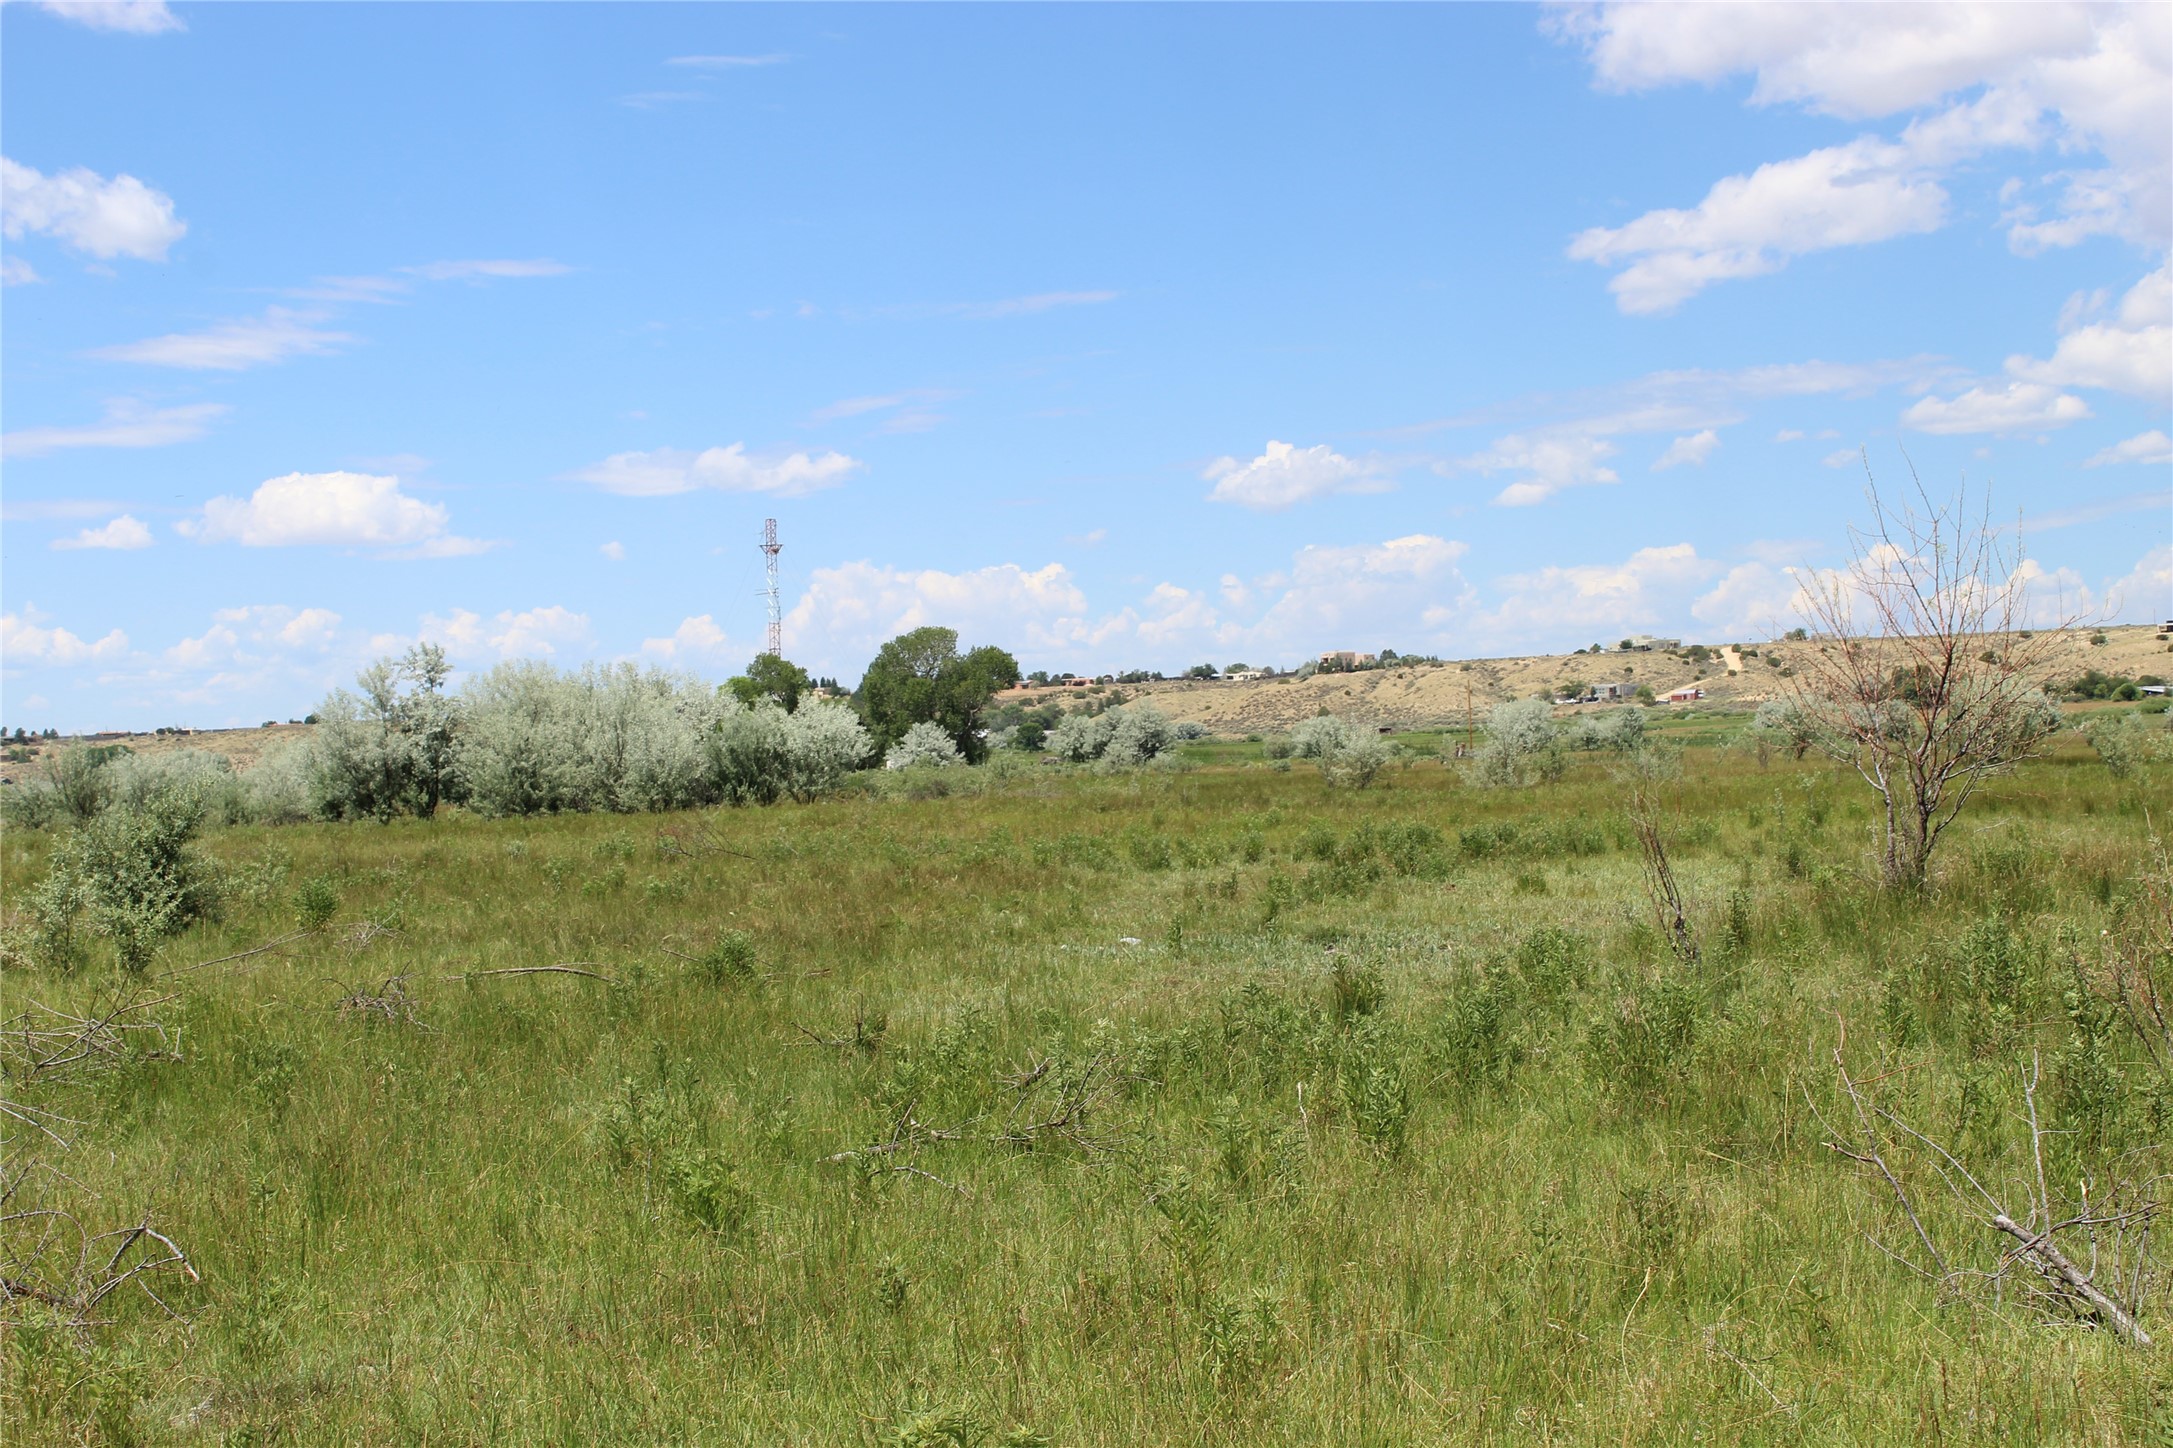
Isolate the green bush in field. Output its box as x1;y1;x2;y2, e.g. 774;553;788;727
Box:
1472;699;1566;787
30;786;221;971
694;928;759;986
291;875;340;932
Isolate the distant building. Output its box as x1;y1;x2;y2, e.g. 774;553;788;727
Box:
1318;651;1377;668
1618;635;1680;652
1589;681;1636;701
1665;686;1705;703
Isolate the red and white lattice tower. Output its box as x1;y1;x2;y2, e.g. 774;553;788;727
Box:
760;518;783;657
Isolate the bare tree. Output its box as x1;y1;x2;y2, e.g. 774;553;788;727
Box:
1785;471;2074;890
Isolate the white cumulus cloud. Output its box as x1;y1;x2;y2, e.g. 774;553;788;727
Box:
165;605;344;670
2;399;227;458
93;307;351;371
1;155;185;261
785;559;1092;666
1459;433;1620;506
570;444;862;498
1653;429;1721;470
638;615;740;663
1482;543;1719;645
420;606;592;661
2;605;128;665
2005;261;2172;402
182;471;490;556
1550;3;2172;307
1566;130;1958;314
1900;381;2091;434
1202;440;1387;510
53;514;152;551
1248;535;1476;649
2086;429;2173;466
2106;544;2172;621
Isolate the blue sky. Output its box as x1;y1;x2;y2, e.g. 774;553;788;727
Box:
3;0;2168;730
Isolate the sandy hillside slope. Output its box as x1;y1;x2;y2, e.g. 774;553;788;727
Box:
1014;623;2173;735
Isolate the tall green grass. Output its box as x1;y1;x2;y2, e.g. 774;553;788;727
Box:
3;741;2165;1444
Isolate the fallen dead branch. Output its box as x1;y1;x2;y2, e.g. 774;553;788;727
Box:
164;929;310;978
1;987;178;1087
444;964;619;985
1813;1031;2158;1347
654;822;755;862
790;1004;888;1054
334;974;429;1027
820;1051;1134;1198
991;1052;1131;1154
0;1208;199;1327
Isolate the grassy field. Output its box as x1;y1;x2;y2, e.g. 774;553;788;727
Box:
4;732;2169;1444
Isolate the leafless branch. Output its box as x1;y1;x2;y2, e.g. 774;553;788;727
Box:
1783;469;2086;889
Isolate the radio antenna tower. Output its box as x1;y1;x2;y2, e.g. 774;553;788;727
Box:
759;518;783;657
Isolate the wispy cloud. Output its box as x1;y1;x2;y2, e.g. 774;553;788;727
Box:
2019;490;2170;534
667;54;787;69
860;290;1121;322
401;258;574;282
569;444;863;498
35;2;182;34
952;290;1117;320
92;307;351;371
3;399;227;458
287;274;412;304
618;91;707;111
809;388;962;428
2;498;130;523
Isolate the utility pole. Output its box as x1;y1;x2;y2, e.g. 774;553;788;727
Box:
759;518;783;657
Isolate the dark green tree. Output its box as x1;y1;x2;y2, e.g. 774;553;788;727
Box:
726;653;814;712
856;627;1021;760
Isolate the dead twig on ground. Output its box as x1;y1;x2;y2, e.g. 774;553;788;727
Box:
444;964;619;985
790;1004;888;1054
164;929;309;978
333;974;429;1028
653;822;755;862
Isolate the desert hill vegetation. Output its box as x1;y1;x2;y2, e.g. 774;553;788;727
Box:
4;487;2173;1442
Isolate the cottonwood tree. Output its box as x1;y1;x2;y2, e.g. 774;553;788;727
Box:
1784;476;2072;891
727;653;813;712
856;627;1020;760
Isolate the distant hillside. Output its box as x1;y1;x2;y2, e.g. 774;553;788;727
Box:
1006;623;2172;735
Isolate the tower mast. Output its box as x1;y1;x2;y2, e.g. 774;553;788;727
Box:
760;518;783;657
